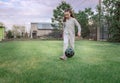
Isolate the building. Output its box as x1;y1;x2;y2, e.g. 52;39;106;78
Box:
30;22;59;39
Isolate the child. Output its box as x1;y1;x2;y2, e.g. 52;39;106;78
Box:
60;9;81;60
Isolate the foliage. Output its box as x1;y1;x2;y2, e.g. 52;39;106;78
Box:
52;1;72;29
6;30;13;39
102;0;120;42
12;25;25;38
75;8;94;38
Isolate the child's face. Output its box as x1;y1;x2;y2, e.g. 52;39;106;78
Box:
64;12;71;19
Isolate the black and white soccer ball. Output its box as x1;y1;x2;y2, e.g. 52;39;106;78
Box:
65;48;75;58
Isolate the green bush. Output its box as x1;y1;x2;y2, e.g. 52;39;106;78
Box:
6;30;13;39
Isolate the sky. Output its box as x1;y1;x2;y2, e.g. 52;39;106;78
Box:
0;0;99;32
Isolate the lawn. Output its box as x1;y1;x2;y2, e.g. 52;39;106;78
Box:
0;40;120;83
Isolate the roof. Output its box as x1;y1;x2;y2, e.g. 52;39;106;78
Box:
31;22;58;30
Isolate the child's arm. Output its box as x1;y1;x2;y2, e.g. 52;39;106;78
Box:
74;18;81;37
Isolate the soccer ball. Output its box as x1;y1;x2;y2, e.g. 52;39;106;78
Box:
65;48;75;58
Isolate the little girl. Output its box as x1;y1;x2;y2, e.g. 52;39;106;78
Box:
60;9;81;60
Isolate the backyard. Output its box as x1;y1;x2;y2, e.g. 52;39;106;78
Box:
0;40;120;83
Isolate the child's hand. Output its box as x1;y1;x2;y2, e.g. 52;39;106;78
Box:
77;32;81;37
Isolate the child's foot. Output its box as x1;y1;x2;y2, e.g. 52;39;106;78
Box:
60;55;67;60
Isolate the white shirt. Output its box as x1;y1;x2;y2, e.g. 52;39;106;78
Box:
63;17;81;35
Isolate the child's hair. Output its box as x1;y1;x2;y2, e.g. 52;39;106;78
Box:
63;9;74;22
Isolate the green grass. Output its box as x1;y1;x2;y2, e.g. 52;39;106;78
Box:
0;40;120;83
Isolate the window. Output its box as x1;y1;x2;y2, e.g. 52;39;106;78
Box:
37;24;43;29
37;23;52;29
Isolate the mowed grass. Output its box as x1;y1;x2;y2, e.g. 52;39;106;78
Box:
0;40;120;83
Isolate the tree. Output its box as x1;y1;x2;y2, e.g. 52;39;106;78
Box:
52;1;72;29
102;0;120;42
20;26;25;37
91;13;100;40
75;8;94;38
75;11;88;38
6;30;13;39
25;32;28;38
12;25;25;38
84;8;94;19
